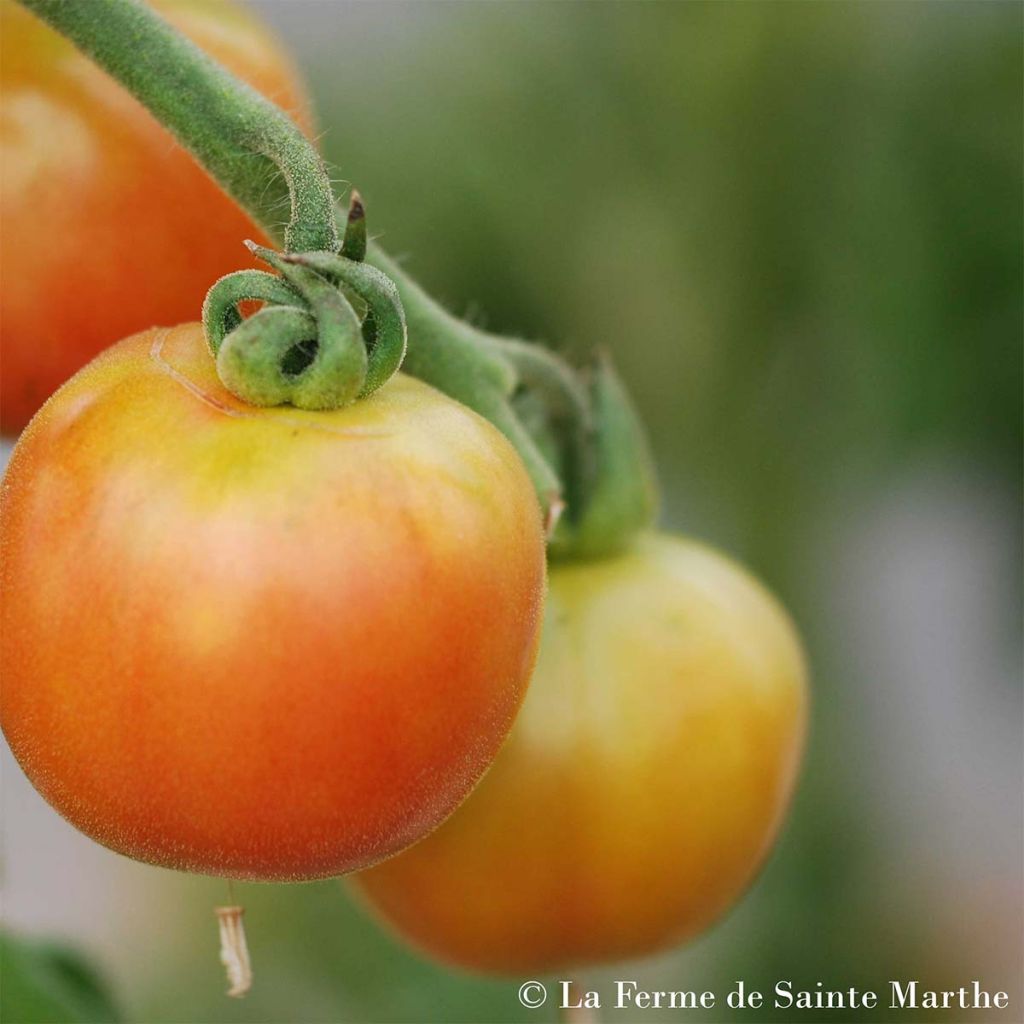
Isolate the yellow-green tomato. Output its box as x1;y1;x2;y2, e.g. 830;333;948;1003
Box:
353;533;808;973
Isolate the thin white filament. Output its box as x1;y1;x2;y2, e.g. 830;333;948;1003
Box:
215;905;252;998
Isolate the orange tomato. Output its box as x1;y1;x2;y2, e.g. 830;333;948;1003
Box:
1;0;310;432
0;323;546;881
353;534;807;972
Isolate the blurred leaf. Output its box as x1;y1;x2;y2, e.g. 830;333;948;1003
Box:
0;932;121;1023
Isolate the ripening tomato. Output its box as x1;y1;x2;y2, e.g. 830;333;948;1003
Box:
0;0;310;433
353;534;808;973
0;322;546;881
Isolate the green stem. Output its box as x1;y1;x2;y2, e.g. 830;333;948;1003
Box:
368;246;563;510
368;245;657;554
20;0;659;558
20;0;337;254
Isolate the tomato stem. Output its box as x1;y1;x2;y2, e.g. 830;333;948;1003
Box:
19;0;337;255
368;245;659;556
18;0;658;556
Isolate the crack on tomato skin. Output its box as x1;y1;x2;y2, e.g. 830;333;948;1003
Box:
148;327;392;439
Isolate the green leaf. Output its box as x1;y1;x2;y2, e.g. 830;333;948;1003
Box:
0;932;122;1024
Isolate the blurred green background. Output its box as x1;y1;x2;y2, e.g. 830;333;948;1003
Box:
3;2;1021;1022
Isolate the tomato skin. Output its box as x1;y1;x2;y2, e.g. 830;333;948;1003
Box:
0;323;546;881
0;0;310;433
353;534;808;973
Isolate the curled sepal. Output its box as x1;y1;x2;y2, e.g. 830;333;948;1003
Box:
341;190;367;262
500;338;595;519
280;250;407;397
202;269;304;359
244;244;368;407
548;351;659;560
201;236;406;410
214;303;351;408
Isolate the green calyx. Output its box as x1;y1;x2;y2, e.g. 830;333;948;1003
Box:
203;196;406;410
21;0;659;559
366;243;658;556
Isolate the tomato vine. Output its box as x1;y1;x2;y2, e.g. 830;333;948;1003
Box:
18;0;658;558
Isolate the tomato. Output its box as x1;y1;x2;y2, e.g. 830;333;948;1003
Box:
0;322;546;881
353;534;808;973
0;0;310;433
